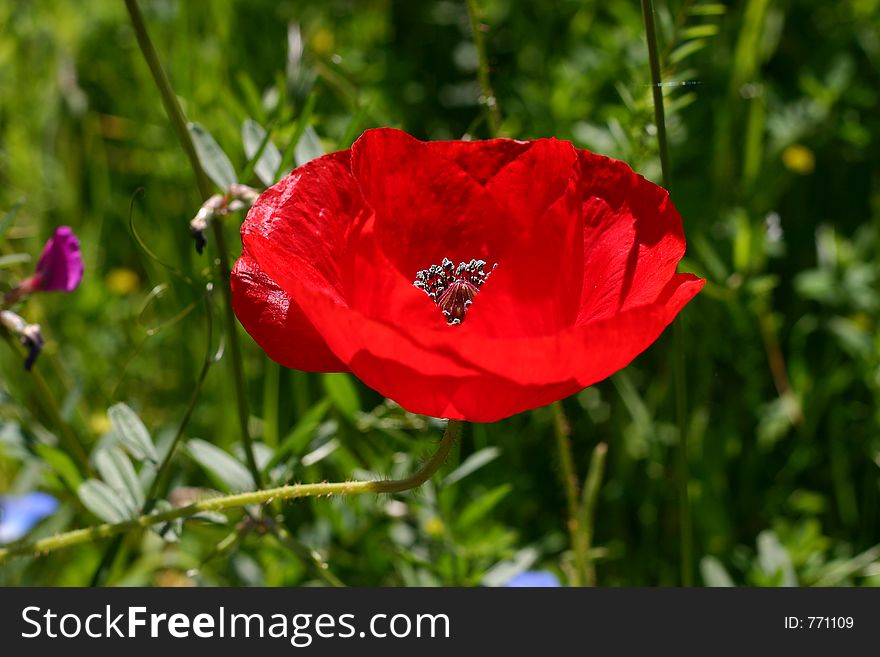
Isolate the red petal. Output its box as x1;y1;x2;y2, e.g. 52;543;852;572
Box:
231;250;347;372
483;138;578;232
242;150;366;305
351;128;512;277
429;138;532;184
575;150;687;323
343;275;702;421
465;172;585;337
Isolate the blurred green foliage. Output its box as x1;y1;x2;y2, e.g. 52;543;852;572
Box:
1;0;879;586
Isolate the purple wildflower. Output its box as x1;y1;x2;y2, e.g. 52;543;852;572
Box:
33;225;84;293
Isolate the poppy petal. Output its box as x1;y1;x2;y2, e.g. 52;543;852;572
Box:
575;151;687;323
353;274;703;419
351;128;512;277
428;138;532;184
231;250;347;372
465;171;586;337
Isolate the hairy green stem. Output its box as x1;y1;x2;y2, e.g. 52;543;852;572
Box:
0;420;462;562
465;0;501;136
551;401;589;586
123;0;263;489
640;0;693;586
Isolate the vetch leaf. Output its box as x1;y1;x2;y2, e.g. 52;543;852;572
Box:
443;447;501;487
700;555;735;587
108;403;158;464
188;122;237;190
94;446;144;512
78;479;131;522
242;119;282;186
481;546;540;587
187;438;255;492
757;530;798;586
294;125;324;166
301;436;340;467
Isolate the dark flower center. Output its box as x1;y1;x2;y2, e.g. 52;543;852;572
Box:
413;258;496;325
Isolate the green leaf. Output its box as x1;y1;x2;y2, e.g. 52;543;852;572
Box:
443;447;501;487
108;403;158;464
294;125;324;166
670;39;707;65
270;398;332;468
0;253;31;269
700;556;735;587
322;373;360;420
94;446;144;512
242;118;282;186
757;530;798;586
680;24;720;40
188;122;237;190
481;546;539;587
0;199;23;239
732;209;752;273
457;484;513;530
34;444;83;489
187;438;255;492
688;3;727;16
78;479;131;522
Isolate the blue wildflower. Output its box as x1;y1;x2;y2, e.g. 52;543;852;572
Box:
0;492;59;544
505;570;562;587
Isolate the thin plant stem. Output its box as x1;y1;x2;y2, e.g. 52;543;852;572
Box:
641;0;672;190
123;0;263;488
0;420;462;562
89;290;219;585
578;442;607;587
640;0;693;586
209;221;262;485
0;332;91;471
465;0;501;136
551;401;589;586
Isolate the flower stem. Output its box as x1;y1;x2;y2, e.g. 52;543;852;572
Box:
465;0;501;137
123;0;263;489
641;0;671;190
640;0;693;586
551;401;589;586
0;420;462;563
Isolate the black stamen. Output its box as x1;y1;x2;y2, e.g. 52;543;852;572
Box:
413;258;496;324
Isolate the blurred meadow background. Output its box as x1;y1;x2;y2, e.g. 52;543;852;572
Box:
1;0;879;586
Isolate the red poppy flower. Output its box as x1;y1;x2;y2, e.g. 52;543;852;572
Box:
232;128;704;422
